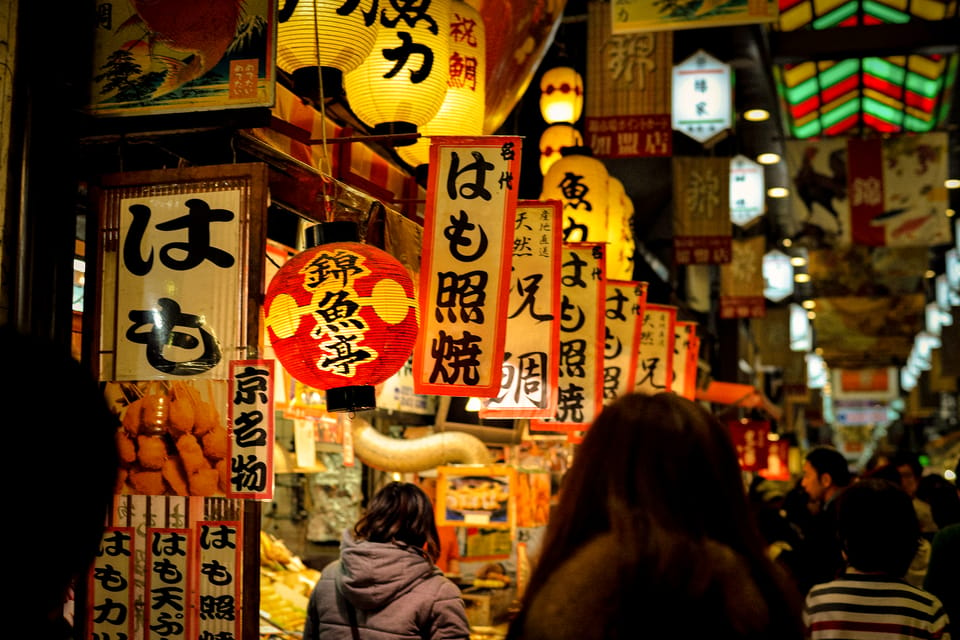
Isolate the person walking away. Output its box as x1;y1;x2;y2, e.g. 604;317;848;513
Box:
794;446;853;594
506;392;804;640
303;482;470;640
924;458;960;638
804;477;950;640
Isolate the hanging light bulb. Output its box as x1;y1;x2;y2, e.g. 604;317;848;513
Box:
539;66;583;125
398;0;486;169
344;0;452;144
277;0;381;100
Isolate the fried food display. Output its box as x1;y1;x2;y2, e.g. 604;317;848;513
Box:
112;381;231;496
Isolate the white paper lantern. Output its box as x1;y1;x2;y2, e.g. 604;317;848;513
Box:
344;0;451;141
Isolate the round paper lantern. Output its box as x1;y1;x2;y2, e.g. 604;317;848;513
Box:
264;223;420;412
539;124;583;175
540;147;609;243
605;176;635;280
277;0;381;97
398;0;486;169
539;66;583;125
344;0;451;142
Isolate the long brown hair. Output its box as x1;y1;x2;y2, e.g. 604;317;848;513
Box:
354;481;441;562
509;393;802;639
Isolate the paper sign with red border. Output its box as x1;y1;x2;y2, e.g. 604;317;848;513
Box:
603;280;648;403
195;521;243;638
414;136;522;397
145;527;194;640
532;243;606;431
228;359;275;500
481;200;562;418
634;304;676;394
685;331;701;400
672;321;697;400
89;527;136;639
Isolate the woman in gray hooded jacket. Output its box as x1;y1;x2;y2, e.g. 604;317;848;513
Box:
304;482;471;640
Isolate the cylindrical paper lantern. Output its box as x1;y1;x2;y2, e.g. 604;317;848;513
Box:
539;123;583;175
541;147;609;243
398;0;486;169
344;0;451;142
264;223;420;412
277;0;381;96
539;66;583;125
606;176;635;280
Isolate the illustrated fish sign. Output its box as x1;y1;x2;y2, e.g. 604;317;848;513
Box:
414;136;523;397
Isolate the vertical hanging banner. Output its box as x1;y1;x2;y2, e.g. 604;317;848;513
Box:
481;201;562;418
196;521;243;639
89;527;136;639
729;420;770;471
228;360;275;499
634;304;676;394
685;330;701;399
603;280;648;403
146;527;194;640
415;136;522;397
532;243;606;431
672;321;697;400
673;156;731;264
585;1;673;158
720;235;767;318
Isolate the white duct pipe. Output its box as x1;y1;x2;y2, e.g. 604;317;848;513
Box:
350;417;492;472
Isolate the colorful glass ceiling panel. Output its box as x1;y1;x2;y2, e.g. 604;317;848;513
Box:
774;0;958;138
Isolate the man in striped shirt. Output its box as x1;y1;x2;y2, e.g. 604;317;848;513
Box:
804;478;950;640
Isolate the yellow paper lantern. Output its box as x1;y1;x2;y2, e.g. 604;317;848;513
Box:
606;176;635;280
277;0;381;94
398;0;486;169
344;0;451;142
539;124;583;175
539;66;583;125
540;148;609;243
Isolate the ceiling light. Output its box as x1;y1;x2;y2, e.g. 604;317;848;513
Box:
743;108;770;122
947;208;956;218
782;238;793;248
925;269;936;279
802;299;816;310
756;152;781;165
815;347;823;355
795;273;811;283
945;178;960;189
767;186;789;198
807;310;816;320
790;256;807;267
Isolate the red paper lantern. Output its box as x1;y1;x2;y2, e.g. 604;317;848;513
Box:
264;227;419;412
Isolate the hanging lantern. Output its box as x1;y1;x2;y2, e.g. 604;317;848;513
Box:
539;66;583;125
541;147;609;243
277;0;381;99
539;124;583;176
264;222;420;412
606;176;635;280
344;0;451;143
398;0;486;169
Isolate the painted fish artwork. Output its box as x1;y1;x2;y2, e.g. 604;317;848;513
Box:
89;0;276;116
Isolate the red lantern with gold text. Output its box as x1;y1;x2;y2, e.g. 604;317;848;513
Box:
264;222;419;412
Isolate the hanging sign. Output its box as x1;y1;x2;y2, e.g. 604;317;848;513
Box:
414;136;522;397
634;303;676;394
585;1;673;158
481;201;563;418
228;359;275;499
673;156;731;264
721;236;766;318
762;249;795;302
759;439;792;481
730;154;765;227
729;419;770;472
671;50;732;145
89;527;136;639
685;329;701;399
99;164;268;382
672;321;697;400
532;243;606;431
146;527;194;640
603;280;648;403
612;0;777;34
196;521;243;639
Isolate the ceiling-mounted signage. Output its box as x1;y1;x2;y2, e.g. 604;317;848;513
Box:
611;0;777;34
730;154;765;227
671;50;731;145
762;249;794;302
